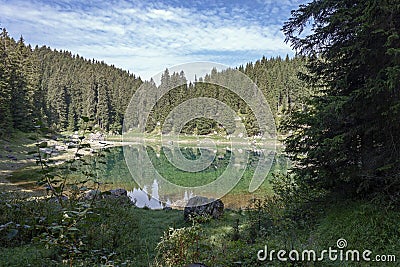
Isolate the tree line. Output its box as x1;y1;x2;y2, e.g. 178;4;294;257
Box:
129;57;308;136
0;27;308;137
0;28;142;136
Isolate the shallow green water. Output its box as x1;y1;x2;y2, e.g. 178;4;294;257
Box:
80;144;289;209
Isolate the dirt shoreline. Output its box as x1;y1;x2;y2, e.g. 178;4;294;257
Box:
0;138;125;194
111;135;280;147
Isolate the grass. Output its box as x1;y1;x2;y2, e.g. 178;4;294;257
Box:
133;208;185;263
314;200;400;256
0;131;37;172
195;199;400;267
6;165;43;189
0;245;55;267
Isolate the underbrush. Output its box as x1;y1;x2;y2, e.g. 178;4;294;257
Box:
1;185;399;266
0;192;183;266
0;193;137;266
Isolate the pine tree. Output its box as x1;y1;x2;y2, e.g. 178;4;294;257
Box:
46;74;68;130
9;37;31;131
96;76;111;131
282;0;400;199
27;45;43;124
0;29;13;136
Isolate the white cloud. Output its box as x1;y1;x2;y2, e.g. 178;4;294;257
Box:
0;0;303;79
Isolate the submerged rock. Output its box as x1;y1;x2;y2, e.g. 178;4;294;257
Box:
184;196;224;221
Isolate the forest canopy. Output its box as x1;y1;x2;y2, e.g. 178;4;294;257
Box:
0;28;308;137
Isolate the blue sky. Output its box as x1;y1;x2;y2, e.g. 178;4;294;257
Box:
0;0;309;79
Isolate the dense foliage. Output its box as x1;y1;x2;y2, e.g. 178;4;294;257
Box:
282;0;400;201
0;28;143;136
0;28;309;137
146;57;309;136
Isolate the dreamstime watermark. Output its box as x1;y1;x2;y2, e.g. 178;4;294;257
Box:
257;238;397;263
122;62;277;207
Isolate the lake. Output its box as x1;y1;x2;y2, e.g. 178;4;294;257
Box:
80;144;289;210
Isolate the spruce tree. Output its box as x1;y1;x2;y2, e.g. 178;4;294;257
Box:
282;0;400;199
0;29;13;136
96;76;111;131
10;37;31;131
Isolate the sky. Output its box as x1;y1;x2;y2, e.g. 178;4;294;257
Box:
0;0;309;80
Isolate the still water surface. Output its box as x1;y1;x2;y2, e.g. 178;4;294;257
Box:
84;144;288;209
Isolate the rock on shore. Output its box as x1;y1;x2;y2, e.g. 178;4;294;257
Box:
184;196;224;221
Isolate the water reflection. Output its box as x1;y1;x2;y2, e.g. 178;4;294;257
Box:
87;145;288;209
128;179;194;209
128;180;162;209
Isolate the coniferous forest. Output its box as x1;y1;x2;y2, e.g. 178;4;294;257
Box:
0;28;307;137
0;28;143;135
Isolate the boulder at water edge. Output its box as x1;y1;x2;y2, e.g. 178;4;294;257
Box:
184;196;224;222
